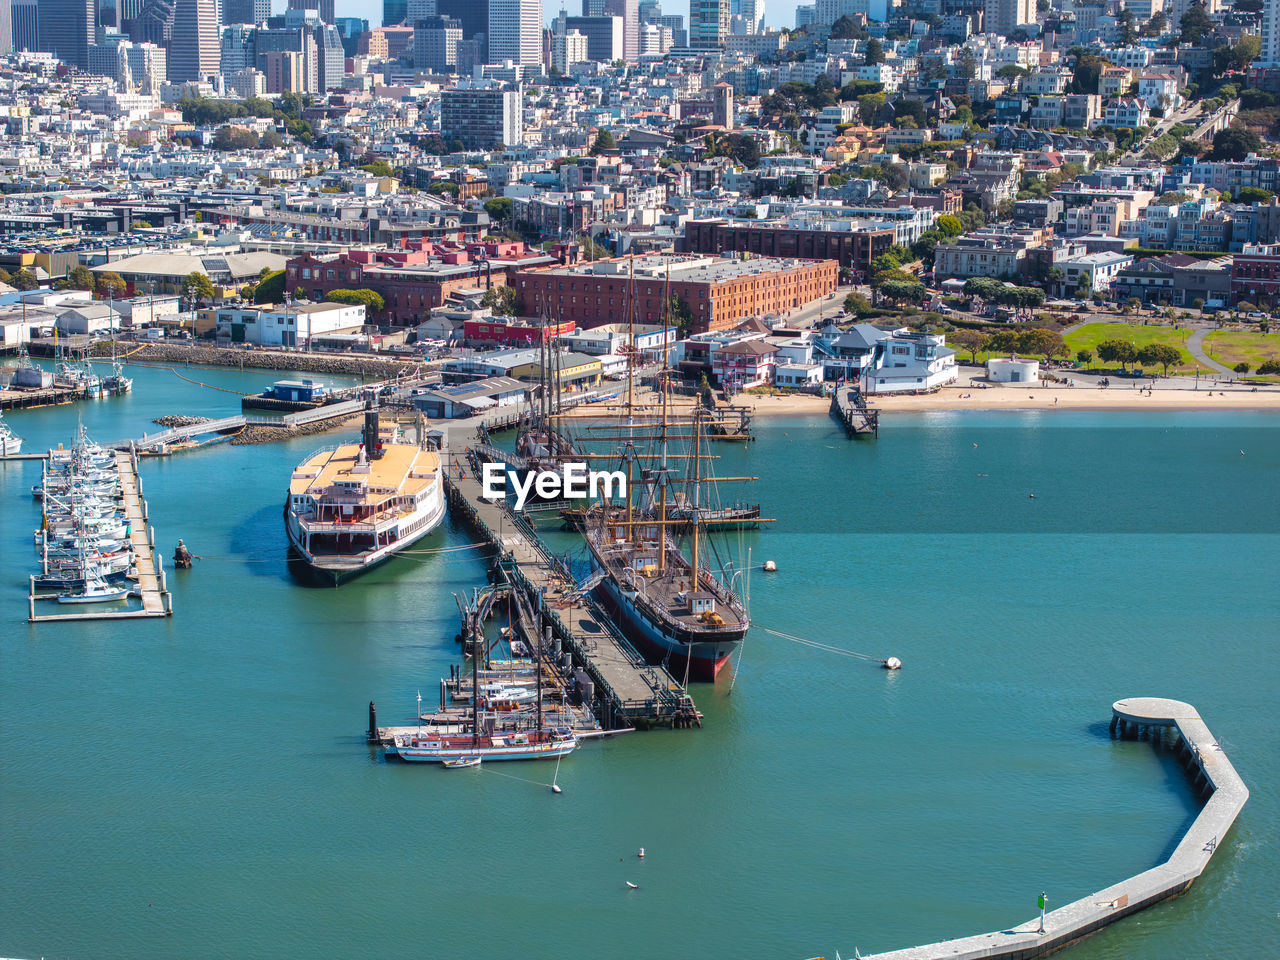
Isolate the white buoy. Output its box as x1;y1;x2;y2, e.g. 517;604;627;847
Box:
626;881;639;889
551;784;562;794
883;657;902;670
763;560;777;572
638;847;645;859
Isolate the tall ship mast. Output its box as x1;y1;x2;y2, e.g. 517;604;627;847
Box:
575;265;751;681
284;393;445;585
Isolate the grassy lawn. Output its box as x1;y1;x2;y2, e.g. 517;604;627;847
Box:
1203;330;1280;376
1062;322;1211;375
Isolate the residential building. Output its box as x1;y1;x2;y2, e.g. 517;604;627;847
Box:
1263;0;1280;66
1054;251;1134;294
683;218;896;282
983;0;1034;37
689;0;729;49
1231;243;1280;304
440;87;523;149
551;29;588;72
934;235;1032;280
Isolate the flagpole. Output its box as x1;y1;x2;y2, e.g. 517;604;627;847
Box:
417;690;422;733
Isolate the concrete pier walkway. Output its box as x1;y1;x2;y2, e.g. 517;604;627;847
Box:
858;698;1248;960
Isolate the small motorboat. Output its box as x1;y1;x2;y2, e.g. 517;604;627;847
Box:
56;577;131;604
442;756;482;769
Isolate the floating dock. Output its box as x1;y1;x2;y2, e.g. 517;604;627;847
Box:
28;448;173;623
858;698;1248;960
831;385;879;437
444;447;701;730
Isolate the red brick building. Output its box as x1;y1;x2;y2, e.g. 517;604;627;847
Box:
510;254;838;334
682;220;895;283
1231;244;1280;305
285;240;555;326
463;318;576;346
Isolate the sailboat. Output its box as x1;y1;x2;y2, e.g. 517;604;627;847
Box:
571;263;754;681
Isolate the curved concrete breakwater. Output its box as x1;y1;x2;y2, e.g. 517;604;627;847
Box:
860;698;1249;960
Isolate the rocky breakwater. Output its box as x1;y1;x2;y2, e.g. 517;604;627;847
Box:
232;415;362;446
96;342;413;378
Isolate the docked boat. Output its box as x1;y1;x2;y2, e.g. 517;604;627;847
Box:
102;360;133;396
386;729;578;763
1;413;21;456
284;395;445;585
56;577;130;604
441;756;482;769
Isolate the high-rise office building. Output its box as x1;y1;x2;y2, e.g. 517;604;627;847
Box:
39;0;95;69
168;0;220;81
689;0;728;47
407;0;436;21
0;1;13;55
225;0;271;24
414;14;461;70
118;0;148;31
982;0;1033;35
437;0;488;40
551;27;587;71
441;86;522;148
288;0;337;24
334;17;368;56
564;15;621;60
488;0;541;63
603;0;638;60
733;0;764;32
12;0;38;52
221;22;257;73
383;0;409;26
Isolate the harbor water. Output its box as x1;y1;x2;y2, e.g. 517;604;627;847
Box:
1;361;1277;960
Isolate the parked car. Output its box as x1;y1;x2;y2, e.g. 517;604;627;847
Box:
1247;311;1267;320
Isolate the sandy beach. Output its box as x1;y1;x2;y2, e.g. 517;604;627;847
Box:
737;382;1280;415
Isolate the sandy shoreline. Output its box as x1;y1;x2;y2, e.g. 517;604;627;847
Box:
736;385;1280;415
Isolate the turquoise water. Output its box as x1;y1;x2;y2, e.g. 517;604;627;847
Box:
1;363;1277;960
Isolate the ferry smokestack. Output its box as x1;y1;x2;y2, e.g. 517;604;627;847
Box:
363;391;382;459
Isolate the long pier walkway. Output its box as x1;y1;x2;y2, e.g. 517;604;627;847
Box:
858;697;1248;960
444;450;699;729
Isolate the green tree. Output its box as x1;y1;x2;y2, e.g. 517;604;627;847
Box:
1208;126;1264;162
254;269;285;304
10;268;38;290
1233;361;1251;375
67;264;96;290
1179;2;1213;44
96;271;127;297
935;213;963;237
664;293;695;337
880;279;927;304
359;160;395;177
1134;343;1184;375
324;288;386;314
829;14;862;38
1097;338;1138;371
843;291;871;315
589;130;617;155
259;129;284;149
1076;349;1094;365
1020;328;1067;360
864;39;885;66
950;328;989;362
480;285;518;315
484;197;513;226
184;272;216;301
1256;358;1280;374
1234;187;1273;204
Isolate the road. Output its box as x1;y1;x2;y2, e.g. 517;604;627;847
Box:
1124;98;1239;162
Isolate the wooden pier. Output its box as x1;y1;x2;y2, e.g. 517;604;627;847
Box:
830;385;879;437
444;449;701;730
28;448;173;623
